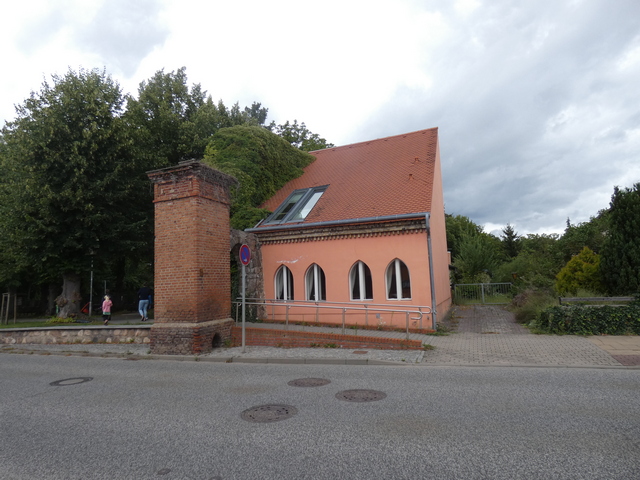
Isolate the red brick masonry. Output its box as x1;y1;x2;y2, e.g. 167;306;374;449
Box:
150;319;234;355
231;326;422;350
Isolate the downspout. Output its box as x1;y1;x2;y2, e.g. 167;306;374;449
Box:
425;213;437;330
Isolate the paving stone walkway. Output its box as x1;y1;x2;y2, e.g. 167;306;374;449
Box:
421;305;626;367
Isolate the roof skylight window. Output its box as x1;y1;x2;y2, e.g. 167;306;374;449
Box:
265;185;327;224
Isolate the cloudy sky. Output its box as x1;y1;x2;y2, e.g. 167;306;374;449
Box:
2;0;639;235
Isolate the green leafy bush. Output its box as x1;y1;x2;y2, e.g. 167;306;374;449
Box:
536;305;640;335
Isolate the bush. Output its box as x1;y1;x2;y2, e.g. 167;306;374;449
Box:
536;305;640;335
509;289;557;325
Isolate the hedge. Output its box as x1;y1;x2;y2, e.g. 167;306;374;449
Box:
538;305;640;335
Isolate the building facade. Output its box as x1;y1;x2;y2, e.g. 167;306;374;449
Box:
247;128;451;331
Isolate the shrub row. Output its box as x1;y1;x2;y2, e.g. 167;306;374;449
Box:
537;305;640;335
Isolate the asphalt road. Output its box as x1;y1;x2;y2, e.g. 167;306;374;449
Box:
1;355;639;480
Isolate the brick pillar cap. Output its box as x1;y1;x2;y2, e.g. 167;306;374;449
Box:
147;160;238;189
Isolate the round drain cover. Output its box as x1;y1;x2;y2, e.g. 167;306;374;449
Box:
49;377;93;387
241;404;298;423
287;378;331;387
335;389;387;402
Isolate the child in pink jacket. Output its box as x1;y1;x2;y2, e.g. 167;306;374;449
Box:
102;295;113;325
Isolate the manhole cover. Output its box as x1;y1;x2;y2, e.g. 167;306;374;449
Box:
287;378;331;387
335;389;387;402
241;404;298;423
49;377;93;387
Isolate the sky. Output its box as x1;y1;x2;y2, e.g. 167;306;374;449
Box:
1;0;639;236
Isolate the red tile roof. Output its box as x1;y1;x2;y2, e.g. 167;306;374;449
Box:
261;127;439;225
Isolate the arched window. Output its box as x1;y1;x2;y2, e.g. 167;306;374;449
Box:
275;265;294;300
349;261;373;300
386;259;411;300
305;264;326;301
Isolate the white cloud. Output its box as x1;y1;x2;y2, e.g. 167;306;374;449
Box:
1;0;639;235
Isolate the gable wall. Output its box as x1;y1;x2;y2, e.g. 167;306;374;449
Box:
429;140;453;318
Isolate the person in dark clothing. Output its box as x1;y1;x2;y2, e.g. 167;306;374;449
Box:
137;285;152;322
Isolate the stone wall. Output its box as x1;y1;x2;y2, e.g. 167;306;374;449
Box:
230;229;265;321
0;326;151;345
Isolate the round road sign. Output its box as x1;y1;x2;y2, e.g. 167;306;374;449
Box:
239;244;251;266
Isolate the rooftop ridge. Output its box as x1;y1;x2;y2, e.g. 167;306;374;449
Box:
309;126;438;154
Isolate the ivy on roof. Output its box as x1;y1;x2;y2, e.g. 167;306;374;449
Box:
203;125;315;229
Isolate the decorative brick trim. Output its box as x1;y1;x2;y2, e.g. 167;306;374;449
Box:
255;218;426;245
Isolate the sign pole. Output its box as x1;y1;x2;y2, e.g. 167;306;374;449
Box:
241;262;246;353
239;244;251;353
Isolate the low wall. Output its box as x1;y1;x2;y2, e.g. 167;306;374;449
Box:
231;326;422;350
0;325;151;345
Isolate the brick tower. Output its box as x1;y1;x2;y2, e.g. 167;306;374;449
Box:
147;160;238;355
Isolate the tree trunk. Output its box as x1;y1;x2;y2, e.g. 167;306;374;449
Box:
47;283;58;316
55;273;82;318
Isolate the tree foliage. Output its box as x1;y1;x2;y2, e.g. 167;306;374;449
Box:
555;246;603;296
480;232;562;291
600;183;640;294
445;214;484;260
500;223;521;258
269;120;334;151
203;126;315;229
125;67;271;169
0;68;151;316
556;212;609;262
453;234;502;283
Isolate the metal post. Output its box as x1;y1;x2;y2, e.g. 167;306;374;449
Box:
89;258;94;319
1;293;6;325
481;283;486;304
241;263;246;353
342;308;346;335
406;312;410;340
13;294;17;324
285;305;290;330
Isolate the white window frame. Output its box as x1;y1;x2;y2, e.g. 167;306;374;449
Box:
305;263;326;301
349;261;373;301
386;259;411;300
275;265;294;300
264;185;328;225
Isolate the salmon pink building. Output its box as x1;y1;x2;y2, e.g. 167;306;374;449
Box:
246;127;451;331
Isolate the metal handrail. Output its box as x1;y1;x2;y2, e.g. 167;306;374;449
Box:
233;298;430;340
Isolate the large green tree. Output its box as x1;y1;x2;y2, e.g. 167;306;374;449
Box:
600;183;640;294
556;212;609;263
500;223;521;258
203;126;315;229
0;68;151;317
445;214;485;260
126;67;271;169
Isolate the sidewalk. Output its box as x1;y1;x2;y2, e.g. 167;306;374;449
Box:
2;306;640;367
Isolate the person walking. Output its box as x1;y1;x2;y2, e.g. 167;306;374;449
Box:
137;285;152;322
102;295;113;326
